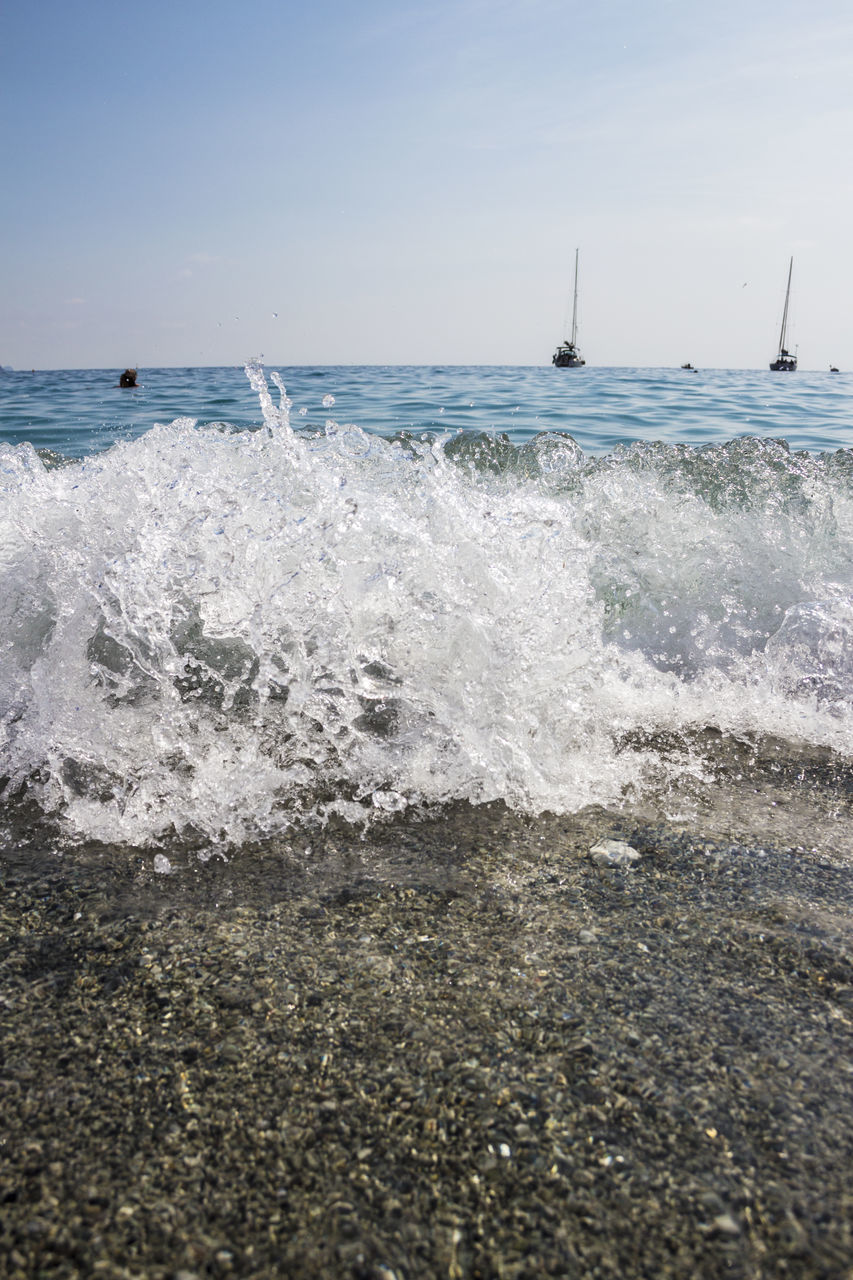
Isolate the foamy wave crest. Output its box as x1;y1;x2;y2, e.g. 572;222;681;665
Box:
3;365;853;847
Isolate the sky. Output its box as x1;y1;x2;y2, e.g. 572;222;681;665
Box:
2;0;852;370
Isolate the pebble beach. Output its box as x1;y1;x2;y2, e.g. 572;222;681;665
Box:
2;799;852;1280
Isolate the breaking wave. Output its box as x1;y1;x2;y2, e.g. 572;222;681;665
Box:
3;363;853;848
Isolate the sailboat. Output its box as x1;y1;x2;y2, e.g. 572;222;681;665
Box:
769;257;797;371
553;248;585;367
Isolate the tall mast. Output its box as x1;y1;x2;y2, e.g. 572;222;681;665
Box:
571;248;580;347
778;256;793;351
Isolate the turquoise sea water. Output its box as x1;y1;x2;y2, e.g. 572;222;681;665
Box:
2;364;852;458
2;362;853;856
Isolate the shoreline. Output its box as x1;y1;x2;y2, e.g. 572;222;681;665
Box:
2;804;852;1278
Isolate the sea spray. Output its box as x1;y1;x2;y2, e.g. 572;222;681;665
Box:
3;364;853;848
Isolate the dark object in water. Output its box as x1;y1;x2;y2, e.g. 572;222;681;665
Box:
553;341;585;368
681;362;697;371
119;369;138;388
830;365;840;373
770;349;797;373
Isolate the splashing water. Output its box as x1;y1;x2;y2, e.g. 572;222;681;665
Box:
3;363;853;849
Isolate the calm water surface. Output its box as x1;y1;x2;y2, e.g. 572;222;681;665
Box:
2;364;851;458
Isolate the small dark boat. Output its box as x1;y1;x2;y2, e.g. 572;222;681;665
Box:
680;362;697;371
553;341;585;368
830;365;840;373
553;249;585;368
770;349;797;372
769;259;797;371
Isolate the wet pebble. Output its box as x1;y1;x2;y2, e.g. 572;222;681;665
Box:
589;839;641;868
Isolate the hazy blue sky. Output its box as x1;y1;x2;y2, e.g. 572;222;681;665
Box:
2;0;852;369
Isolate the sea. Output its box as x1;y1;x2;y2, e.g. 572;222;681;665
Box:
3;362;853;865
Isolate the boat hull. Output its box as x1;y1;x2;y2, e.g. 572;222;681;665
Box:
553;347;585;368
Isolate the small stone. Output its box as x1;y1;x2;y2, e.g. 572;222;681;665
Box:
153;854;172;875
578;929;598;944
713;1213;740;1235
589;839;641;868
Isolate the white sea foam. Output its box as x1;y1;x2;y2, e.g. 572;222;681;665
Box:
3;365;853;846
